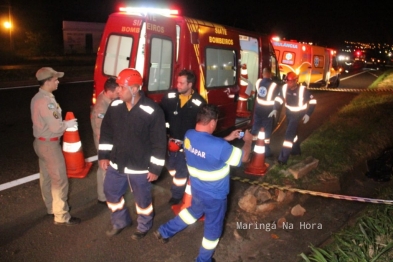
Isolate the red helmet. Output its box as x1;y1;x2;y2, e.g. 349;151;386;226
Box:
286;72;299;82
168;139;182;152
116;68;143;86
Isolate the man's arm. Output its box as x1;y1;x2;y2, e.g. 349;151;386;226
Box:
99;159;110;170
98;105;114;161
147;172;158;182
306;90;317;117
224;129;243;141
91;101;106;145
147;106;167;177
220;139;243;167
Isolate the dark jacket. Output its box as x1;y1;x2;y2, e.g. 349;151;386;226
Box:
160;90;206;140
98;92;167;176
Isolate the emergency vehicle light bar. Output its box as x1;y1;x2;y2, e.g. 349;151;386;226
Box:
119;7;179;16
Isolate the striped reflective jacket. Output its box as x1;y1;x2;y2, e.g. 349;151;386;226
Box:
184;129;242;199
274;84;317;116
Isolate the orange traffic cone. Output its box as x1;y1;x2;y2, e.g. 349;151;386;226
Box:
245;128;269;175
171;180;204;220
236;64;251;117
62;112;92;178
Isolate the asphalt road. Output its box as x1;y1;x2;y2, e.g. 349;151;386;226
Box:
0;68;385;261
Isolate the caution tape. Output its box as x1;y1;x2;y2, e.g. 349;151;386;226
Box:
307;87;393;93
231;176;393;205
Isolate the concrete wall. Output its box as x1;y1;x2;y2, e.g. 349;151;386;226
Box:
62;21;105;55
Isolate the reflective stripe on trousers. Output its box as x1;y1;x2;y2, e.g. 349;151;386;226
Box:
167;151;189;199
158;189;227;262
278;113;302;163
104;165;153;232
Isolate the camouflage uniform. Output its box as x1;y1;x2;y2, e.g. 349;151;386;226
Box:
90;91;112;202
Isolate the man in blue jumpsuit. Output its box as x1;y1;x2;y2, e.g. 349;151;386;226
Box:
154;104;250;262
160;70;206;205
268;72;317;165
250;68;280;158
98;68;167;240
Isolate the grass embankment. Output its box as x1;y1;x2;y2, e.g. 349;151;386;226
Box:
283;69;393;261
300;187;393;261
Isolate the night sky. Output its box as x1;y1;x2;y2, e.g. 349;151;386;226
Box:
3;0;393;48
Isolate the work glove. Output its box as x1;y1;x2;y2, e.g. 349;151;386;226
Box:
302;114;310;124
268;110;277;118
65;119;78;128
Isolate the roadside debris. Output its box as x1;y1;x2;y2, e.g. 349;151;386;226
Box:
365;147;393;182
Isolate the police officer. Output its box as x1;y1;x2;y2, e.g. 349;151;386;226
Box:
160;69;206;205
250;68;279;158
154;104;250;262
98;68;167;240
31;67;80;226
268;72;317;165
90;77;120;204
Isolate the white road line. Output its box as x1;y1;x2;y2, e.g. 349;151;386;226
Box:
340;70;368;81
0;84;39;90
0;80;93;91
0;174;40;191
0;155;98;192
367;71;379;78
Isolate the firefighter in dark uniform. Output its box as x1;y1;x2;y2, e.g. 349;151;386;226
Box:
31;67;80;226
154;104;250;262
98;68;167;240
250;68;280;158
160;69;207;205
269;72;317;165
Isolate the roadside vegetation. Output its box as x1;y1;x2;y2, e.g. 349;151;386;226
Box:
264;69;393;186
303;72;393;177
300;187;393;261
263;69;393;261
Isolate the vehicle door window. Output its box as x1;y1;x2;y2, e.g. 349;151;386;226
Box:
148;37;173;92
332;57;338;70
205;48;236;88
103;34;133;77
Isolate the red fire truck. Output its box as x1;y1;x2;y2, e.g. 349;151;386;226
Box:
93;7;281;134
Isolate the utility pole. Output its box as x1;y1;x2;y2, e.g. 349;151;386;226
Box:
2;2;13;51
8;1;13;51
